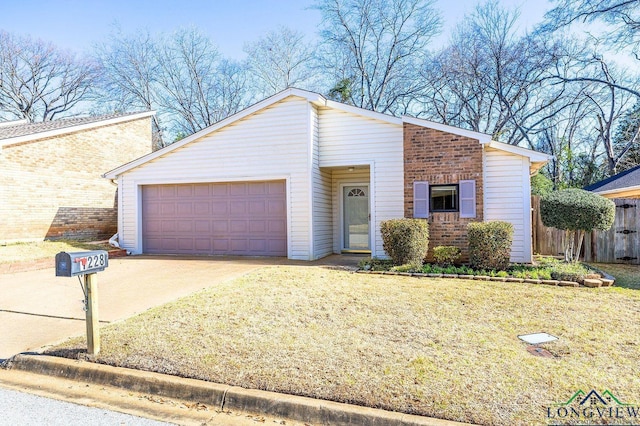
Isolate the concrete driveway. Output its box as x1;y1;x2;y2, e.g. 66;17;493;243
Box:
0;256;289;360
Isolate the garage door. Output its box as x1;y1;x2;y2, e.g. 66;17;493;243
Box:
142;181;287;256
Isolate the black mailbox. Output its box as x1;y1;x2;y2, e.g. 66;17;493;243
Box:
55;251;109;277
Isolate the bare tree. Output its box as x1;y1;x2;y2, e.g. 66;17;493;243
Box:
314;0;441;114
419;1;572;147
155;28;251;137
244;27;316;96
582;57;639;174
544;0;640;57
0;31;95;122
93;28;165;147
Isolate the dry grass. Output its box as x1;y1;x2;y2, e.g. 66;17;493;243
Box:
49;266;640;425
590;263;640;290
0;240;114;264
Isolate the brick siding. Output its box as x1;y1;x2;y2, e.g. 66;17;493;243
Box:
0;117;152;243
403;123;484;261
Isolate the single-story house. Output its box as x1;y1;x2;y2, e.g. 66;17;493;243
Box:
104;88;551;262
584;164;640;199
0;111;154;243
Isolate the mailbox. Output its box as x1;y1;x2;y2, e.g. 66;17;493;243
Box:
55;250;109;277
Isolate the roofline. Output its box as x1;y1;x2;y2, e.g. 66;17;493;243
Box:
402;116;493;143
103;88;552;179
0;119;28;128
486;140;554;162
584;164;640;191
591;184;640;196
0;111;156;149
104;89;328;179
325;100;402;125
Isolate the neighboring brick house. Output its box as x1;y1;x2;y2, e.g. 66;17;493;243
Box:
0;111;154;243
105;89;551;263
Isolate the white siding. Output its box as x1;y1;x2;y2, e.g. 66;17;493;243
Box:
311;106;333;259
484;148;533;263
118;96;313;259
318;107;404;258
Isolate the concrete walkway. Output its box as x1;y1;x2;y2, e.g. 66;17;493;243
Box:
1;255;346;360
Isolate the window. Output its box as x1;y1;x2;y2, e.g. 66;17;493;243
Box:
413;180;476;218
430;185;458;212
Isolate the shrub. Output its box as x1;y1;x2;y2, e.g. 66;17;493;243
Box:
550;262;591;282
531;173;553;196
380;219;429;267
468;221;514;271
358;257;393;271
432;245;461;266
541;189;615;262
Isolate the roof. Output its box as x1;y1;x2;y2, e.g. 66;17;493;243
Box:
0;111;156;148
103;88;551;179
584;164;640;196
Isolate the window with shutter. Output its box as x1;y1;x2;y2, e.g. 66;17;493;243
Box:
459;180;476;218
413;181;429;218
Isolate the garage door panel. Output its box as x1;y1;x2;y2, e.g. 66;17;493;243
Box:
178;238;194;250
250;220;266;233
248;182;266;195
194;220;210;233
194;202;209;214
268;200;285;214
212;220;228;232
142;181;286;256
177;221;193;232
161;203;176;215
269;239;286;252
249;200;266;214
195;239;211;251
229;183;246;196
144;220;162;233
213;240;229;253
161;186;176;197
269;220;286;233
230;220;247;232
230;201;246;214
211;201;227;214
162;220;177;232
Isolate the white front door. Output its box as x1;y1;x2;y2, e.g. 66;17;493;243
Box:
343;185;370;251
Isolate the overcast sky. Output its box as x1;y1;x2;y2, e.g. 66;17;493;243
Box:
0;0;549;58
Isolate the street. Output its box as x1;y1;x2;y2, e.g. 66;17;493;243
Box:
0;386;171;426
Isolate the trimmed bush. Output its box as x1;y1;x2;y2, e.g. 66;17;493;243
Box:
541;189;615;231
468;221;514;271
541;189;615;261
433;245;461;266
380;219;429;267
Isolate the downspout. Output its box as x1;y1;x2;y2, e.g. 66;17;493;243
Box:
107;178;120;248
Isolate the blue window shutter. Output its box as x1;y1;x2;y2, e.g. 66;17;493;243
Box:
459;180;476;218
413;181;429;218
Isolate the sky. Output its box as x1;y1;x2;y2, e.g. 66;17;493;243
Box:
0;0;550;58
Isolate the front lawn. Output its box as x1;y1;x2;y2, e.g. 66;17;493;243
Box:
48;266;640;425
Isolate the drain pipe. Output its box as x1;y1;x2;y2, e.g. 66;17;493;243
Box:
108;233;120;249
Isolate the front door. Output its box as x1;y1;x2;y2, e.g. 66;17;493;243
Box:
343;185;370;251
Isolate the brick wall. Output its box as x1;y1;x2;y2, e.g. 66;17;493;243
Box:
0;117;152;243
403;123;484;261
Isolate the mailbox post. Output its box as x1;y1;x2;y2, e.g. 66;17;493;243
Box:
55;251;108;355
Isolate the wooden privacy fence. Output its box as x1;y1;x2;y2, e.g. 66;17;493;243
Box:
532;196;640;264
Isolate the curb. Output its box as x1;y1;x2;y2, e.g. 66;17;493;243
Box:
5;354;468;426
